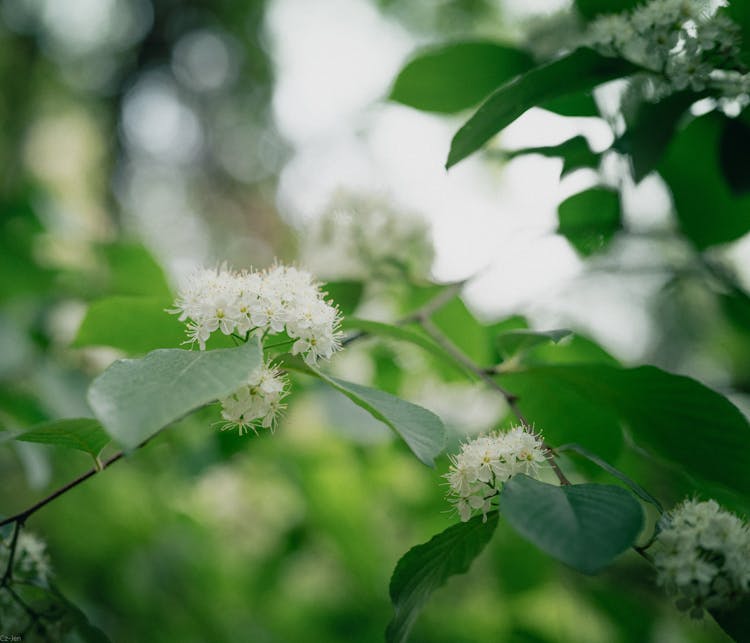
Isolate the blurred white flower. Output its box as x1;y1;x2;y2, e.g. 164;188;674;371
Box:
653;498;750;618
219;362;289;434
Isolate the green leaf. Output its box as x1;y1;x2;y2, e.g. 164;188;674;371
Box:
100;242;171;297
341;318;470;377
390;41;534;114
660;113;750;249
727;2;750;67
557;187;621;256
323;280;364;316
73;296;186;354
616;90;698;182
711;596;750;643
431;296;493;366
286;359;445;466
87;340;263;449
719;111;750;196
499;365;750;498
508;135;600;177
541;91;599;117
500;475;643;574
557;443;663;511
495;328;572;360
14;418;110;460
575;0;638;19
447;49;635;168
386;513;499;643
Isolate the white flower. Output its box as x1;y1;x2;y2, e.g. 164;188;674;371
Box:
653;499;750;617
219;362;289;435
445;427;547;522
171;262;342;363
300;191;435;283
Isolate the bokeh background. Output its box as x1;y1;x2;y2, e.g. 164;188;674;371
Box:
1;0;749;641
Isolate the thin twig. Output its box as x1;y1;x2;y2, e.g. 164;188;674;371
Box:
1;520;22;585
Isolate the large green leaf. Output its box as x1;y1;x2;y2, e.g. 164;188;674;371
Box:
499;365;750;497
87;340;262;449
660;113;750;249
447;49;635;168
557;443;663;511
500;475;643;574
508;135;600;177
386;513;498;643
557;187;621;256
617;90;698;182
286;359;445;466
73;296;185;354
13;418;109;461
390;41;534;114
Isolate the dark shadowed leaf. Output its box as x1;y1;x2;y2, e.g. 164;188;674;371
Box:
386;513;498;643
616;90;698;182
660;113;750;249
507;135;600;177
88;340;262;449
500;475;643;574
719;112;750;196
390;41;534;113
557;443;663;511
575;0;639;19
557;187;621;256
711;596;750;643
500;365;750;497
447;49;635;168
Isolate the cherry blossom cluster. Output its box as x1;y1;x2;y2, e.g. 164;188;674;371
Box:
653;498;750;617
172;263;342;363
301;191;435;283
218;362;288;435
445;427;547;522
586;0;745;97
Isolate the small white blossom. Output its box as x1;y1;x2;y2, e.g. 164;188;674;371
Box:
653;499;750;618
445;427;548;522
219;362;289;435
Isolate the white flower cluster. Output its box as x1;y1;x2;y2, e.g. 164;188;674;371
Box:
445;427;547;522
653;498;750;617
218;362;288;435
301;191;435;283
172;263;342;362
586;0;745;96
